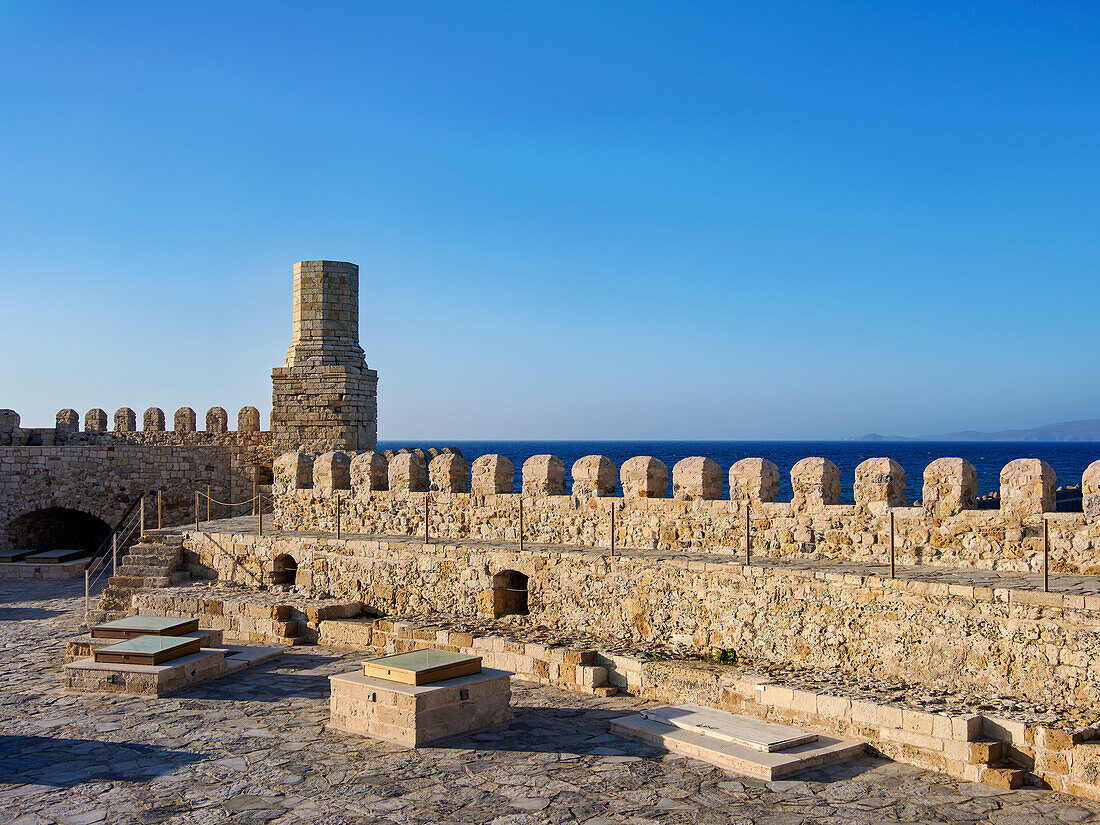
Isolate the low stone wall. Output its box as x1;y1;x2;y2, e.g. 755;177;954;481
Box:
273;451;1100;573
183;528;1100;712
130;585;362;644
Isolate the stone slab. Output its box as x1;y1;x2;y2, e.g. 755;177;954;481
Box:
66;629;224;662
329;667;512;747
612;713;864;780
640;703;819;752
0;559;88;579
91;615;200;639
22;549;90;563
362;649;482;685
94;635;201;665
64;644;283;696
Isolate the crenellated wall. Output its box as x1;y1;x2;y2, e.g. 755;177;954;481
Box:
0;406;275;549
273;450;1100;573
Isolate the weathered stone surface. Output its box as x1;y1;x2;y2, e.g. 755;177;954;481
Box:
791;457;841;511
314;451;352;493
85;408;107;432
55;408;79;433
237;405;262;432
523;455;566;496
855;457;907;510
206;406;229;434
274;451;314;493
1085;461;1100;520
472;454;514;495
350;450;388;492
673;457;722;501
729;458;780;502
923;457;978;519
174;406;196;432
143;406;165;432
429;453;470;493
113;407;136;433
620;456;668;499
572;455;617;497
389;451;427;492
1001;458;1056;520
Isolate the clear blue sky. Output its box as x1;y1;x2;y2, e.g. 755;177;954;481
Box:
1;1;1097;439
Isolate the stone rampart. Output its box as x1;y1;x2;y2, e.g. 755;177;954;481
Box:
272;451;1100;573
182;527;1100;712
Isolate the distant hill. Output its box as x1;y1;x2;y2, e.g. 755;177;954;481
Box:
849;419;1100;442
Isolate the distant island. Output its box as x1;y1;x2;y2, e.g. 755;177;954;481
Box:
849;419;1100;442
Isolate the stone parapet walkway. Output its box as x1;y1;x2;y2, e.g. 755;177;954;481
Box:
3;577;1100;823
173;515;1100;598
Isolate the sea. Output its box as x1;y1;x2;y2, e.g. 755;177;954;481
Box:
376;441;1100;504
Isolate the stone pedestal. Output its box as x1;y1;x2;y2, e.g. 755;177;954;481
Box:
329;668;512;746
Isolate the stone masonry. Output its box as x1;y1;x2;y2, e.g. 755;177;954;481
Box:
271;260;378;456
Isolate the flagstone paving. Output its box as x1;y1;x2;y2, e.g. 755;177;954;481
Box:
2;578;1100;824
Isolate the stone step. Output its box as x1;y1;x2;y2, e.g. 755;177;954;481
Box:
122;551;180;564
116;565;177;578
979;766;1027;790
108;576;146;588
612;710;865;781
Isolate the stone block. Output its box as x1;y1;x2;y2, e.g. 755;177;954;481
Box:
729;458;780;502
174;407;196;433
522;455;566;496
854;457;907;508
314;451;352;492
430;453;469;493
238;406;262;432
471;454;514;495
351;451;388;492
143;407;165;432
572;455;617;497
620;456;669;499
672;457;721;501
205;407;228;434
922;458;977;519
1000;458;1056;519
791;458;841;511
389;452;428;493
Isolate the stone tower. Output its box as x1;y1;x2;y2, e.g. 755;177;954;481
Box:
271;260;378;456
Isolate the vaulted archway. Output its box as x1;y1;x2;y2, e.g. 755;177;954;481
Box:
6;508;111;555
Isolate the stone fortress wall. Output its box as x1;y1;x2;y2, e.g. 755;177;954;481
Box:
0;405;273;550
273;450;1100;573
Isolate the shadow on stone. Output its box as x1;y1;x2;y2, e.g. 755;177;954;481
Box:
0;607;67;621
0;735;207;787
176;651;348;702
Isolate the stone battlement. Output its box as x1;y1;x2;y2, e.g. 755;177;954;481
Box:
273;450;1100;573
0;406;270;448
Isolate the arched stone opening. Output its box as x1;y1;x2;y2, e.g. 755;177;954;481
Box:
492;570;529;617
7;508;111;555
271;553;298;586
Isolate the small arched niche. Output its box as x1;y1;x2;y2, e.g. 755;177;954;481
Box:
492;570;529;617
270;553;298;586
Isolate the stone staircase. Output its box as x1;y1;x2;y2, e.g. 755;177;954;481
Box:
93;535;190;621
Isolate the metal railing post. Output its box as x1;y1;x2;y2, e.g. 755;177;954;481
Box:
84;568;90;626
889;510;896;579
745;502;751;564
336;495;342;540
258;496;263;536
140;494;145;537
206;485;211;523
112;533;118;573
195;491;200;531
424;492;430;543
157;489;162;529
1044;517;1050;592
610;500;616;556
518;494;524;552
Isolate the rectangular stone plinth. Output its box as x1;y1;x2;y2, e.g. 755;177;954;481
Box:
64;644;282;696
66;629;224;662
329;668;512;746
0;558;89;579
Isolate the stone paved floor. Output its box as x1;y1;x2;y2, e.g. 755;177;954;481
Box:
4;579;1100;824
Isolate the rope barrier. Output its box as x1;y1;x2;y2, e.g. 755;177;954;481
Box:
196;492;261;508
